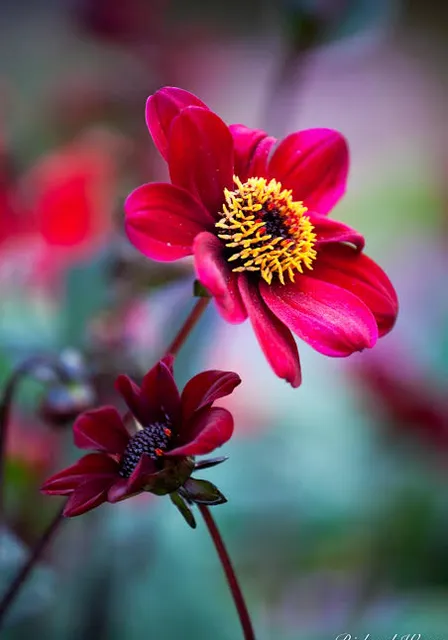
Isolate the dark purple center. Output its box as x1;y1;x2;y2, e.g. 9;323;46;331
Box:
119;422;172;478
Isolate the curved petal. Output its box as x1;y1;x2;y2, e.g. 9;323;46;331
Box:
146;87;209;161
268;129;349;215
125;182;213;262
181;370;241;422
115;361;181;429
41;453;119;495
166;407;233;457
73;406;129;455
260;275;378;357
193;231;247;324
63;478;113;517
108;454;158;502
140;360;181;428
168;106;234;215
309;244;398;337
229;124;276;181
310;212;364;251
238;275;302;387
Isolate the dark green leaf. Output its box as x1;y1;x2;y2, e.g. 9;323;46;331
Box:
183;478;227;506
170;492;197;529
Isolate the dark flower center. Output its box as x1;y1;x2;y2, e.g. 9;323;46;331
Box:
119;422;172;478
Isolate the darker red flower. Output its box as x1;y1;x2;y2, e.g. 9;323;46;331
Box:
125;87;398;387
41;357;241;525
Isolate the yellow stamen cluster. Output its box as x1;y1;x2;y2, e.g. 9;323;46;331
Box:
216;176;317;285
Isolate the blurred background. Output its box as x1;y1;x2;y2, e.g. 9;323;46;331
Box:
1;0;447;638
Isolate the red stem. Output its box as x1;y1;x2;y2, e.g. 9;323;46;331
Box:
0;506;65;630
165;297;210;357
198;504;256;640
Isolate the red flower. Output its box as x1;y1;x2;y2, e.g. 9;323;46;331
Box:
125;87;398;387
41;357;241;525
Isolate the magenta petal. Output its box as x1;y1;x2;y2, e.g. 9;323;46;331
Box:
181;370;241;421
63;478;112;517
193;231;247;324
41;453;119;495
261;276;378;357
238;275;302;387
310;212;364;251
146;87;209;161
308;244;398;337
269;128;349;215
125;182;213;262
166;407;233;457
229;124;276;181
73;406;129;454
168;106;234;215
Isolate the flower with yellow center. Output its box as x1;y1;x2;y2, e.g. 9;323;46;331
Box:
125;86;399;388
216;176;317;285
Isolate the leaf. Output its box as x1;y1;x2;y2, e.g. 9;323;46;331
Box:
182;478;227;506
170;492;196;529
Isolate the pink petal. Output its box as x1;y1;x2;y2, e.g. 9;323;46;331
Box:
168;106;234;215
73;406;129;454
145;87;209;161
63;478;113;517
261;275;378;357
310;212;364;250
166;407;233;457
309;244;398;337
238;275;302;387
193;231;247;324
125;182;213;261
268;129;349;215
41;453;119;495
181;370;241;421
229;124;276;181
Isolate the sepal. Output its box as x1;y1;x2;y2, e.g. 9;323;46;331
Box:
170;491;197;528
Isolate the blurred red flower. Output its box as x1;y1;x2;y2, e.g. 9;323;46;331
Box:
0;130;122;289
42;356;240;520
125;87;398;387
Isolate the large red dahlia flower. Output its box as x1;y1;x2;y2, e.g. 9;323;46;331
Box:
125;87;398;387
42;357;240;526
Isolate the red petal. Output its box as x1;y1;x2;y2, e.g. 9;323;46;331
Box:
310;212;364;250
268;129;348;215
166;407;233;457
261;275;378;357
168;107;234;215
229;124;276;181
41;453;119;495
238;276;302;387
108;454;158;502
140;360;181;428
125;182;213;261
309;244;398;337
73;406;129;454
115;361;181;428
146;87;209;161
181;370;241;421
63;478;112;517
193;231;247;324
